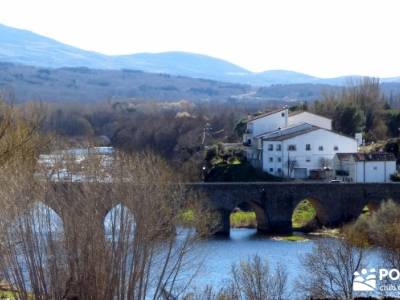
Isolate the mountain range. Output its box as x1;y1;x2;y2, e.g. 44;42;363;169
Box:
2;23;400;87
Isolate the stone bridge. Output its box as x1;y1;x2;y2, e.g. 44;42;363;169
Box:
44;182;400;236
189;182;400;235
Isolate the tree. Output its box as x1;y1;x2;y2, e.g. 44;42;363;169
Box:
347;200;400;270
332;104;365;136
286;157;297;178
0;100;48;169
0;150;214;299
297;239;365;299
312;77;388;140
186;255;288;300
234;118;247;138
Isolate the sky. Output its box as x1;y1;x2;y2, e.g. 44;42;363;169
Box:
0;0;399;78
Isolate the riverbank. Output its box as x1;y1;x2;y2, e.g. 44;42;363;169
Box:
230;199;317;230
230;211;257;228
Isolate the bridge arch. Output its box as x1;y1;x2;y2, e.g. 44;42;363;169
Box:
290;195;343;230
103;203;136;240
13;201;65;234
291;198;317;231
212;198;268;236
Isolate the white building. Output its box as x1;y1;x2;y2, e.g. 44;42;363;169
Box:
333;153;397;183
288;111;332;130
243;108;288;167
243;108;360;178
261;124;358;178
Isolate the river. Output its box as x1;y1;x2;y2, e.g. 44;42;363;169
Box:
192;228;314;289
183;228;385;298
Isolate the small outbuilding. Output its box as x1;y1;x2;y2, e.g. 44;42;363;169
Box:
333;152;397;183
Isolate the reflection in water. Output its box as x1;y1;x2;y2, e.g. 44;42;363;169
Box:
190;228;315;290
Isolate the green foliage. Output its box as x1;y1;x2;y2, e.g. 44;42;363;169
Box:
204;143;244;168
390;172;400;182
332;104;365;136
230;211;257;228
292;199;316;229
179;209;195;224
233;118;247;138
384;109;400;137
205;162;282;182
345;200;400;251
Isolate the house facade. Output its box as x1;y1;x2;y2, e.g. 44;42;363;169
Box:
243;108;360;179
333;153;397;183
243;108;287;167
261;125;358;178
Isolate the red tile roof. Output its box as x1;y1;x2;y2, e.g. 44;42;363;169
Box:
336;152;396;161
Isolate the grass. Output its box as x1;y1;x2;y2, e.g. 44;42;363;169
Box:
361;205;371;216
230;211;257;228
292;199;316;229
178;209;195;225
274;235;308;242
0;291;14;299
0;290;33;300
181;200;316;232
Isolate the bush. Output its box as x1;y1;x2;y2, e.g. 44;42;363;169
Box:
345;200;400;269
390;172;400;182
205;162;283;182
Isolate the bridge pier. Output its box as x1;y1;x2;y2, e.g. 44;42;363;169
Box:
213;209;230;236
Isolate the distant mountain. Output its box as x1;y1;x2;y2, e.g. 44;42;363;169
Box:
0;62;399;104
0;24;252;84
0;62;251;103
1;23;400;87
0;23;110;69
252;70;318;85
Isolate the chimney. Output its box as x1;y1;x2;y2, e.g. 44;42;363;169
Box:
355;132;363;147
283;106;289;128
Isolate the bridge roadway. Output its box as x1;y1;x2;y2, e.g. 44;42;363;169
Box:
45;182;400;235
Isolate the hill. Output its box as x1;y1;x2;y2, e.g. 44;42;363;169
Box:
0;62;251;103
1;62;400;103
2;23;400;87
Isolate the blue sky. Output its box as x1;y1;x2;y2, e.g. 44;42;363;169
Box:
1;0;399;78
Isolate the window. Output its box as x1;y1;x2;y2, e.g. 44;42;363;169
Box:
277;168;282;173
276;144;282;151
247;139;251;145
318;146;324;151
281;112;285;117
269;168;274;172
269;157;273;162
334;145;339;151
373;166;378;170
306;144;311;151
277;157;282;162
288;145;296;151
268;144;274;151
306;157;311;162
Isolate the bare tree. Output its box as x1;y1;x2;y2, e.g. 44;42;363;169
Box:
0;149;215;299
297;238;365;299
184;255;287;300
286;158;297;178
